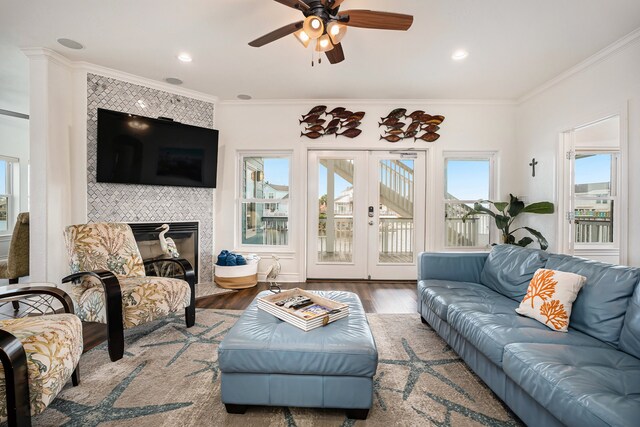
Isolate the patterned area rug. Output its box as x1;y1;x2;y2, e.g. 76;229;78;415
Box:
33;310;522;426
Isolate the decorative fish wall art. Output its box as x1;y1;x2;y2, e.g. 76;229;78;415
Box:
300;106;365;139
379;108;445;143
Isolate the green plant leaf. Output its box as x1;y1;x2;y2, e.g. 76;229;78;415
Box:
523;226;549;250
507;194;525;217
522;202;555;214
495;214;510;230
493;202;509;213
516;237;534;247
471;203;497;218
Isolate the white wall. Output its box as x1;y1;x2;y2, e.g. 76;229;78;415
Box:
215;100;519;281
516;35;640;266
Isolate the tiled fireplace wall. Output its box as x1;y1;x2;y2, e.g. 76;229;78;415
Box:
86;73;215;282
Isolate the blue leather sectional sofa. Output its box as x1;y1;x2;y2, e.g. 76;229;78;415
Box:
417;245;640;427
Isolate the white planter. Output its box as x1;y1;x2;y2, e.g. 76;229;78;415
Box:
214;257;260;289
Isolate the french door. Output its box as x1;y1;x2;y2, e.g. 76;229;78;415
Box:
306;150;426;280
559;115;623;264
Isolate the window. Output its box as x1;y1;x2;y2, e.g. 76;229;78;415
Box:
573;152;618;245
0;156;18;234
239;154;291;247
444;155;494;248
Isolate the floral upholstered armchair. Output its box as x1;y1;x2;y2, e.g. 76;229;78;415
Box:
0;286;82;427
62;223;195;362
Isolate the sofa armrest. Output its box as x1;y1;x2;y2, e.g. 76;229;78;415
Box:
417;252;489;283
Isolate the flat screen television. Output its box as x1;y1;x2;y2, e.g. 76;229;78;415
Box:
97;108;218;188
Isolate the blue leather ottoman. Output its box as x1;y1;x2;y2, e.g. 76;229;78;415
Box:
218;290;378;419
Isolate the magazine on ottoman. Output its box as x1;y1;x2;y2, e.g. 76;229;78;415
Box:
257;288;349;331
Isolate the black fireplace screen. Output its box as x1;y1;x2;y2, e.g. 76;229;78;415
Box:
129;222;199;283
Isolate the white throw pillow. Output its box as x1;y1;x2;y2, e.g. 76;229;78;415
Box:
516;268;586;332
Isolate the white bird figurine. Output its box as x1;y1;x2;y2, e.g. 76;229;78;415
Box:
155;224;180;258
265;255;281;293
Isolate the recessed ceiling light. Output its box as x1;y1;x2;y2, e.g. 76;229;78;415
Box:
165;77;183;85
237;94;252;100
452;49;469;61
136;99;147;109
177;53;192;63
57;38;84;50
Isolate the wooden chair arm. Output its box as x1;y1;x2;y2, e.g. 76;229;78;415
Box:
61;270;124;362
143;258;196;286
0;329;31;426
0;286;75;314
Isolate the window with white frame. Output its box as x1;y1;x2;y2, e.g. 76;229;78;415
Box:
0;156;18;235
573;152;619;246
239;153;291;247
444;155;494;248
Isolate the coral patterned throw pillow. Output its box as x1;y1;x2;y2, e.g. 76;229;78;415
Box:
516;268;586;332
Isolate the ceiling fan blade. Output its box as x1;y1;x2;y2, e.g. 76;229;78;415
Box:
326;42;345;64
248;21;304;47
338;10;413;31
273;0;310;11
330;0;346;9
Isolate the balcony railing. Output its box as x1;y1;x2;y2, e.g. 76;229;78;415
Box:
315;217;415;256
575;219;613;243
445;216;491;247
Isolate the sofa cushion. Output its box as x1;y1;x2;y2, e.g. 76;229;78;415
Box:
447;300;611;367
545;254;640;347
620;284;640;359
503;343;640;427
418;252;488;283
480;245;549;301
418;279;502;320
72;276;191;328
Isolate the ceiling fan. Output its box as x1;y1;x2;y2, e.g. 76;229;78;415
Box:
248;0;414;64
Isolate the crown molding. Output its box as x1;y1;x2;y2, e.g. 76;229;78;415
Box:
20;47;218;104
219;98;516;106
518;27;640;104
21;47;73;67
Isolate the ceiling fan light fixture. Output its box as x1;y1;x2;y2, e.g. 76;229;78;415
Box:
315;34;334;52
293;29;311;48
327;21;347;44
303;16;324;40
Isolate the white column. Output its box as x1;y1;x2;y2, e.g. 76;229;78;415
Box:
24;48;78;284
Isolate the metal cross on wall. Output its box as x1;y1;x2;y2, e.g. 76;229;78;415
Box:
529;158;538;177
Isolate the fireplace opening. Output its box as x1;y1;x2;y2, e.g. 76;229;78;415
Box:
129;222;199;283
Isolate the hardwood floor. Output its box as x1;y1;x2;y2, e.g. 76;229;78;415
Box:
197;281;418;313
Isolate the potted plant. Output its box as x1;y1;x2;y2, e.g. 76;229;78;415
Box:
462;194;554;250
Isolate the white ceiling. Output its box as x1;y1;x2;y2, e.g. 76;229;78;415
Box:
0;0;639;103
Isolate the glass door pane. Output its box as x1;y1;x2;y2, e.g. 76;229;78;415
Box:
317;158;354;263
377;158;414;264
573;152;616;245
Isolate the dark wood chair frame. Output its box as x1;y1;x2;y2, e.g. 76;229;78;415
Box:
0;286;81;427
61;258;196;362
